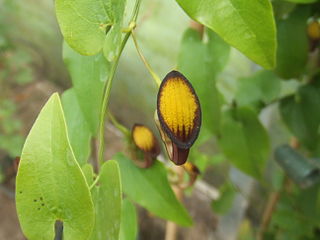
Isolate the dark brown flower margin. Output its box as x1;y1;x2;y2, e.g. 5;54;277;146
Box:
131;124;160;168
156;70;202;165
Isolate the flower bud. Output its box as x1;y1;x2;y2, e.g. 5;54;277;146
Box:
156;70;201;165
131;124;160;168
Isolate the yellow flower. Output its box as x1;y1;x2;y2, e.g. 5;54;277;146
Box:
156;70;201;165
131;124;160;168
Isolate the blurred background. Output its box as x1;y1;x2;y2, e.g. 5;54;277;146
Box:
0;0;316;239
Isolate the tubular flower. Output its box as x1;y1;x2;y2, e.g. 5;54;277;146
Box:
131;124;160;168
156;70;201;165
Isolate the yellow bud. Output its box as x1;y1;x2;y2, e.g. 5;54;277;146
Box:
156;70;201;165
308;20;320;40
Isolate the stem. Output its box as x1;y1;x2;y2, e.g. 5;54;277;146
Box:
97;0;142;168
131;31;161;87
89;175;101;190
91;138;99;173
165;166;184;240
107;111;130;137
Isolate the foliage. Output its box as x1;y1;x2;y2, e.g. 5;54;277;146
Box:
15;94;95;240
12;0;320;239
115;153;192;226
176;0;277;69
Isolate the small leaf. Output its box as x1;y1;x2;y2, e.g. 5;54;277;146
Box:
119;199;137;240
219;107;270;179
236;70;281;107
55;0;126;56
63;43;108;135
275;145;320;188
176;0;277;69
62;89;92;166
178;28;229;136
16;93;94;240
114;153;193;226
90;160;122;240
211;182;236;215
275;6;310;79
279;82;320;152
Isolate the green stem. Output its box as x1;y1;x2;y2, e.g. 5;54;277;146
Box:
131;31;161;87
107;111;130;137
97;0;142;168
89;175;100;190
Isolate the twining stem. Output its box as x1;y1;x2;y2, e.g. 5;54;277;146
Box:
131;31;161;87
97;0;141;168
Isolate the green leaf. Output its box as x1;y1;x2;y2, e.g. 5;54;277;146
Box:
219;107;270;179
211;182;236;215
279;82;320;152
176;0;276;69
82;164;95;186
284;0;317;3
62;89;92;166
55;0;126;56
272;1;296;19
178;28;230;136
114;153;193;226
63;42;109;135
89;160;122;240
15;93;94;240
236;70;281;107
119;199;137;240
275;145;320;187
271;186;319;238
274;6;310;79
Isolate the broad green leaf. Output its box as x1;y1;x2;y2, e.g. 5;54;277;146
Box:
236;70;281;107
89;160;122;240
55;0;126;56
279;82;320;152
176;0;276;69
119;199;137;240
62;89;92;166
178;28;230;136
16;93;94;240
275;6;310;79
63;43;108;135
114;153;193;226
219;107;270;179
211;182;236;215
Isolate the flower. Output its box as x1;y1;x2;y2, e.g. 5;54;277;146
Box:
156;70;201;165
131;124;160;168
